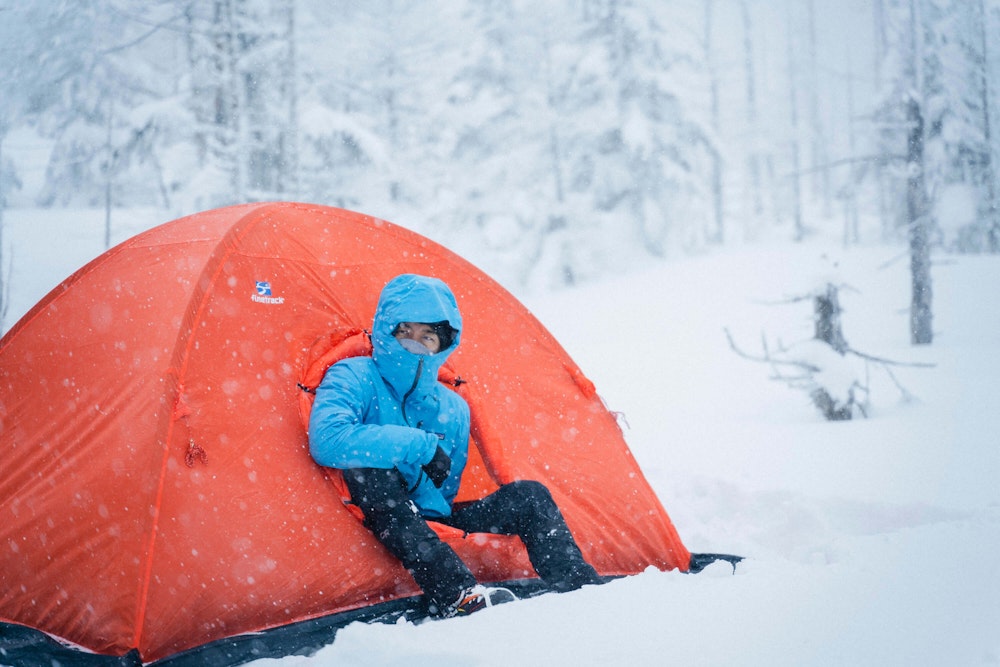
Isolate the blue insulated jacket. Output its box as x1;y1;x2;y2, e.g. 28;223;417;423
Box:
308;274;470;518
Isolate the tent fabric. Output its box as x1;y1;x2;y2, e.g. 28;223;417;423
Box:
0;202;691;662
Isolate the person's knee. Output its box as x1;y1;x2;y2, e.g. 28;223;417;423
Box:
508;479;554;506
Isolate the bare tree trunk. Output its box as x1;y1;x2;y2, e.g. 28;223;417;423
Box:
202;0;243;203
978;0;999;251
907;96;933;345
815;284;848;353
184;5;207;174
873;0;894;240
542;36;565;207
705;0;725;244
906;0;933;345
740;0;763;224
103;101;115;250
284;0;299;199
225;0;245;202
806;0;831;217
786;4;804;241
844;45;861;245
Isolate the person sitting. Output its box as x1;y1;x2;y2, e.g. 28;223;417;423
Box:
308;273;601;617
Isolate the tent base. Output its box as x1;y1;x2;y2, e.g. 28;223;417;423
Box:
0;622;142;666
0;580;556;667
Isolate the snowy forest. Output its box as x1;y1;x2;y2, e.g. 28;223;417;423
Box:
1;0;998;308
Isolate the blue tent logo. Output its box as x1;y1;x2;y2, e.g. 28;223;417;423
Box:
252;281;284;304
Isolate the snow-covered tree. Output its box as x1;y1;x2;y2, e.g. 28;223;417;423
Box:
423;0;574;286
184;0;299;207
569;0;715;262
294;0;464;212
920;0;999;252
22;2;183;217
872;0;1000;342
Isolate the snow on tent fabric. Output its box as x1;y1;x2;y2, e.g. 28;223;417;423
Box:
0;202;691;662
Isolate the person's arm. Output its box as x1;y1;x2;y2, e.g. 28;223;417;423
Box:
308;361;439;470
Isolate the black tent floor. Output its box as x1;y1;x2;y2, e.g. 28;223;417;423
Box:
0;580;553;667
2;556;742;666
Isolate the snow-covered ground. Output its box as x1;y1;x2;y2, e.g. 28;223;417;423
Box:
4;210;999;666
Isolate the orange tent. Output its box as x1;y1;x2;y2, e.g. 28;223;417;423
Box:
0;202;690;662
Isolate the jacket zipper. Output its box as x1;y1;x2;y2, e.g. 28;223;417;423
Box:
400;357;423;426
402;358;426;494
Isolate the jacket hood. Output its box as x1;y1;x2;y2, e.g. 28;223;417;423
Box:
370;274;462;402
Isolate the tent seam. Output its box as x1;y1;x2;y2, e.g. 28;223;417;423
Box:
131;203;271;652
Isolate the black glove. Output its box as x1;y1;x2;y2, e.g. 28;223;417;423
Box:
422;445;451;488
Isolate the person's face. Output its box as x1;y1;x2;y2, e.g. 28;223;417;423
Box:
392;322;441;354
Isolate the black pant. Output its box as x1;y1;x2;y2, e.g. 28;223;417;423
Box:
343;468;600;613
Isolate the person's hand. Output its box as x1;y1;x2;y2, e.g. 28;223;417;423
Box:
422;446;451;488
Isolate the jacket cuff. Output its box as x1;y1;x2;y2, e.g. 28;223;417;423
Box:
418;432;439;465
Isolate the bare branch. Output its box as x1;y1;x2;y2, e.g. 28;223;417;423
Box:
872;361;917;403
783;153;907;178
845;347;935;368
876;250;910;270
724;328;821;373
